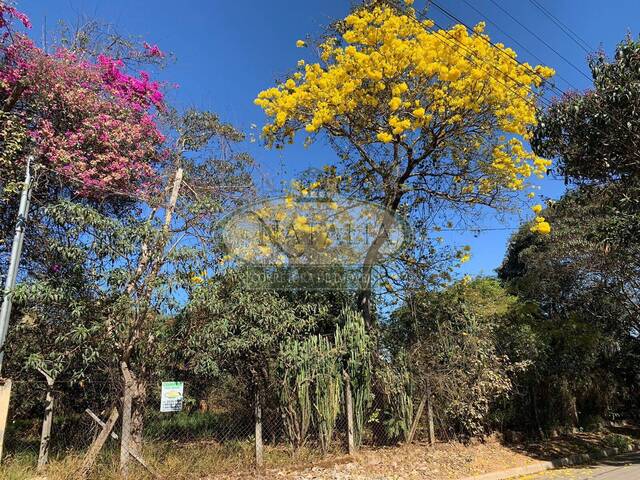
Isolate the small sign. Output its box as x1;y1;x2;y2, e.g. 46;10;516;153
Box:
160;381;184;412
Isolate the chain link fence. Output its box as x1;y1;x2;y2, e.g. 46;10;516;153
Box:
0;376;438;480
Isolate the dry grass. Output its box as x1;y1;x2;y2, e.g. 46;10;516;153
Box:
3;428;638;480
0;441;336;480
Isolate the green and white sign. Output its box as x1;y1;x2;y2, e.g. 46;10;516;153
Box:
160;381;184;412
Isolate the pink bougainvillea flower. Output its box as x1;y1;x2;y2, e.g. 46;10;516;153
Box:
0;4;168;198
143;42;165;58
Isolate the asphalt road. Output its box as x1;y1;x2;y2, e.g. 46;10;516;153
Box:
519;452;640;480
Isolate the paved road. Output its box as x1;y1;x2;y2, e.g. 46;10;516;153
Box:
518;452;640;480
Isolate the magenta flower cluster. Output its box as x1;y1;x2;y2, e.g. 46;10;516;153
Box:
97;55;164;111
0;3;31;29
143;42;165;58
0;4;168;197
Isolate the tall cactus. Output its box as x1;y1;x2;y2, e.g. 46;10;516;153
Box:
313;335;342;453
335;307;372;447
278;339;313;449
379;352;415;442
278;307;371;451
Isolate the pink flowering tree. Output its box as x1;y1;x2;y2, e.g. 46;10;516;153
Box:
0;2;167;197
0;4;171;471
0;5;258;475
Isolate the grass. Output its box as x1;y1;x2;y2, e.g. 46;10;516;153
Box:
0;439;342;480
3;428;638;480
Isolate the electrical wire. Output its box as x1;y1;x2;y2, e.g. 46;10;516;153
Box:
486;0;592;82
529;0;594;54
456;0;579;91
408;8;554;110
420;0;633;155
428;0;572;98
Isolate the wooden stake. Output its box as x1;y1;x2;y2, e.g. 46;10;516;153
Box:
85;408;162;479
37;369;55;470
76;407;119;479
407;394;426;444
426;380;435;446
0;379;12;462
85;409;118;439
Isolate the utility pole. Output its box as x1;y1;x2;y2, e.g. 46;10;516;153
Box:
0;156;33;374
0;156;33;461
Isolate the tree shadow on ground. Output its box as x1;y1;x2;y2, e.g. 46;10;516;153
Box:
500;424;640;462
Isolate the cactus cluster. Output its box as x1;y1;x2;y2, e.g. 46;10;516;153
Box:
278;307;371;451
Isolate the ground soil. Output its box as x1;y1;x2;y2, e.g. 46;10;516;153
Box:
233;426;640;480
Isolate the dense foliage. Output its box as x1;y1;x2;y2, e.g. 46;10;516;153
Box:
1;1;639;477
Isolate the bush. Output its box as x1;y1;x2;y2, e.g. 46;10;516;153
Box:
603;433;634;450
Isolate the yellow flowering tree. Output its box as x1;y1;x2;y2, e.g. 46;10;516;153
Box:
255;1;554;324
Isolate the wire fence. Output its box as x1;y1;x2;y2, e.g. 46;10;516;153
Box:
1;377;435;480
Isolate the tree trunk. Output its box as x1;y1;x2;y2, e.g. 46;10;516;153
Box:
570;395;580;432
254;389;263;469
531;387;544;438
131;380;147;453
120;362;135;478
37;370;55;471
356;191;406;329
356;281;373;328
426;380;435;446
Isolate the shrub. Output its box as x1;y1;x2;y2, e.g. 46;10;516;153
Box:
603;433;634;450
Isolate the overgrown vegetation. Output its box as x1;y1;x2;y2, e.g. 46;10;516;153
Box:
1;0;639;478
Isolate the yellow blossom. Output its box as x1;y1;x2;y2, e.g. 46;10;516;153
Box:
255;5;555;198
531;219;551;235
285;195;294;208
388;97;402;111
377;132;394;143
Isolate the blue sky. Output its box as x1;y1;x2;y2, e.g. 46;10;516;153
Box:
18;0;640;277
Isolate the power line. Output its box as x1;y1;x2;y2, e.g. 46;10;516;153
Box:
486;0;592;82
424;0;635;159
529;0;594;54
447;0;579;92
411;7;554;110
426;226;519;233
428;0;560;94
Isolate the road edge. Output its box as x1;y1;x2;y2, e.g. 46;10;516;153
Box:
459;444;638;480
